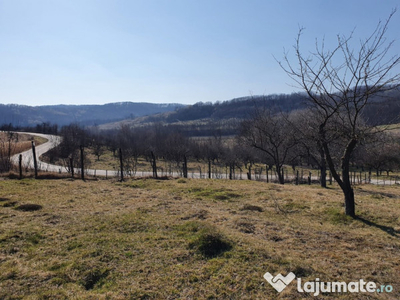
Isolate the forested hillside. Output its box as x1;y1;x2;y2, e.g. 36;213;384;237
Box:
0;102;184;127
100;90;400;136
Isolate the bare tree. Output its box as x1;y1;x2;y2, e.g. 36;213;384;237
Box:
279;10;400;216
289;109;329;187
44;123;89;174
356;132;400;176
239;108;298;184
0;131;18;173
163;131;191;178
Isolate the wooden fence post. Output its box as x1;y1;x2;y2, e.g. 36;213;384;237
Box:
19;154;22;179
183;155;188;178
31;141;38;179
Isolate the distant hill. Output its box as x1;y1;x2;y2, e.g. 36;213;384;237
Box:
98;94;308;135
99;91;400;136
2;89;399;134
0;102;184;127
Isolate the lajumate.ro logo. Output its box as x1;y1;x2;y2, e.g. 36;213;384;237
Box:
263;272;394;296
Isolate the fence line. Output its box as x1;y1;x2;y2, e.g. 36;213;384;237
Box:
9;159;399;186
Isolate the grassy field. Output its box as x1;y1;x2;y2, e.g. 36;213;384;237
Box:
0;177;399;299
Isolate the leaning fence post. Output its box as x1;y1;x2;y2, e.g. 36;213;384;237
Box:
31;141;38;179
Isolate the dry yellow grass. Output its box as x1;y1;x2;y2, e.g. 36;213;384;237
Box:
0;178;399;299
0;133;47;157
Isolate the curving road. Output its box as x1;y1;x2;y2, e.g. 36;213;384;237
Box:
11;132;62;173
10;132;122;177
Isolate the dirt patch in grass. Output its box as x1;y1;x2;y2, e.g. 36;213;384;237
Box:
235;218;256;234
181;209;209;220
241;204;264;212
16;203;43;211
1;201;18;207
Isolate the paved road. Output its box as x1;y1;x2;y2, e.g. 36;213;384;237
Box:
11;132;62;173
10;132;121;177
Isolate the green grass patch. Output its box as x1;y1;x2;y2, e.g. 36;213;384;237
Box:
325;207;355;225
188;187;241;201
189;225;232;258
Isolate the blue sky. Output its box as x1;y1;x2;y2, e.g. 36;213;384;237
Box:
0;0;399;106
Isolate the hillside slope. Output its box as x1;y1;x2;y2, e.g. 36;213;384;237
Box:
99;91;400;136
0;102;184;127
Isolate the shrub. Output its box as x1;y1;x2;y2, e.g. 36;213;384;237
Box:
189;224;233;258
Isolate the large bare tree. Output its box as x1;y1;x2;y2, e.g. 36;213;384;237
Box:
279;10;400;216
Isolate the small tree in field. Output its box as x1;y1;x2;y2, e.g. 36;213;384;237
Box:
279;10;400;217
0;131;18;172
239;108;298;184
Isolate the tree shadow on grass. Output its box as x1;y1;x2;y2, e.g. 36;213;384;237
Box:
355;216;399;238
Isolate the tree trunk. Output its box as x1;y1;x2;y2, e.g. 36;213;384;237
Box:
70;157;74;178
247;163;252;180
80;145;84;181
319;146;327;188
183;155;188;178
119;148;124;181
341;167;356;217
151;151;157;179
343;186;355;217
340;139;357;217
276;165;284;184
321;128;357;217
